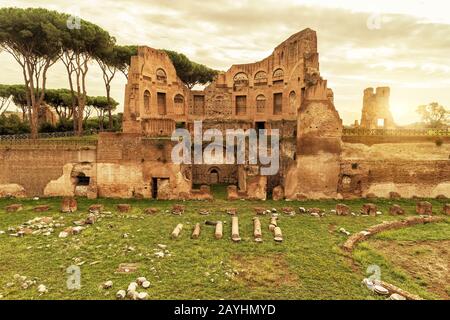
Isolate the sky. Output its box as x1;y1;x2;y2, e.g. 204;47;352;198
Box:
1;0;449;125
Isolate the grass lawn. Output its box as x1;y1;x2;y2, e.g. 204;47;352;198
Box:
0;192;448;300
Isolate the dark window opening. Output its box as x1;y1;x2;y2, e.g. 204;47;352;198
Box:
157;92;166;115
352;163;358;170
273;93;282;115
76;175;90;186
255;121;265;133
151;178;158;199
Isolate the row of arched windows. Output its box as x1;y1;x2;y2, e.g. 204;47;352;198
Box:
233;68;284;88
143;91;185;112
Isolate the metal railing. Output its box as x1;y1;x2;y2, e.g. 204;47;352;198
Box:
343;128;450;137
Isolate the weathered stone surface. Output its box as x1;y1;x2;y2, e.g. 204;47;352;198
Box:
144;207;158;215
389;205;405;215
282;207;295;215
269;216;278;232
60;197;77;213
389;192;401;199
117;204;131;213
89;204;104;213
272;186;284;201
436;194;447;200
253;217;262;241
231;216;241;242
416;201;432;215
34;205;50;212
5;204;23;213
308;207;323;214
191;223;201;239
171;224;183;239
273;227;283;242
365;193;377;199
361;203;377;216
227;185;239;201
215;221;223;240
336;204;350;216
172;204;185;215
0;184;26;198
443;204;450;215
117;263;138;274
226;208;237;215
254;207;266;215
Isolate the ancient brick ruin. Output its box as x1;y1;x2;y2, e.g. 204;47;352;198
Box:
0;28;449;200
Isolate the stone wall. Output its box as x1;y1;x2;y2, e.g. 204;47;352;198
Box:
340;142;450;198
360;87;395;129
0;142;96;197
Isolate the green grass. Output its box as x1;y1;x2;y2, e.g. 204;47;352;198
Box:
0;196;448;300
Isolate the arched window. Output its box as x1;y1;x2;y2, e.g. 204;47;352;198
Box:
156;68;167;84
174;94;184;115
273;68;284;84
256;95;266;113
143;90;151;111
233;72;249;90
254;71;268;86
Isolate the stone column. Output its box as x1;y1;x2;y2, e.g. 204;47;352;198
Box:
171;224;183;239
231;216;241;242
191;223;201;239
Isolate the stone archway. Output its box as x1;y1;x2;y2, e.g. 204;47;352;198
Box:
208;167;220;185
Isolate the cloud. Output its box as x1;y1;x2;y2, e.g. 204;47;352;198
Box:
0;0;449;125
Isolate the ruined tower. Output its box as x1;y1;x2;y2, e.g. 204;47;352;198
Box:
360;87;396;129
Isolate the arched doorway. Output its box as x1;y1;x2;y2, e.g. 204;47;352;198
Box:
208;168;220;185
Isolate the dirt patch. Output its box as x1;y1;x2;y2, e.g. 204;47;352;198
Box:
370;240;450;299
231;254;299;288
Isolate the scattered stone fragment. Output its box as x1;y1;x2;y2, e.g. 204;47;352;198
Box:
117;204;131;213
127;282;138;292
136;277;147;286
416;201;432;215
142;281;150;289
137;292;148;300
336;204;350;216
171;224;183;239
339;228;351;236
34;205;50;212
226;208;237;215
269;216;278;232
253;217;262;242
154;251;165;258
308;207;322;214
117;263;138;274
60;197;77;213
389;205;405;215
116;290;126;299
231;216;241;242
310;212;321;218
157;244;167;250
387;293;406;300
144;207;158;215
298;207;306;214
85;213;97;225
127;290;138;300
89;204;104;213
436;194;447;200
172;204;185;215
361;203;377;216
282;207;295;216
198;209;209;216
273;227;283;242
271;208;277;213
37;284;47;294
5;204;23;213
254;207;266;215
191;223;201;239
103;281;113;289
374;285;390;296
215;221;223;240
376;211;383;216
